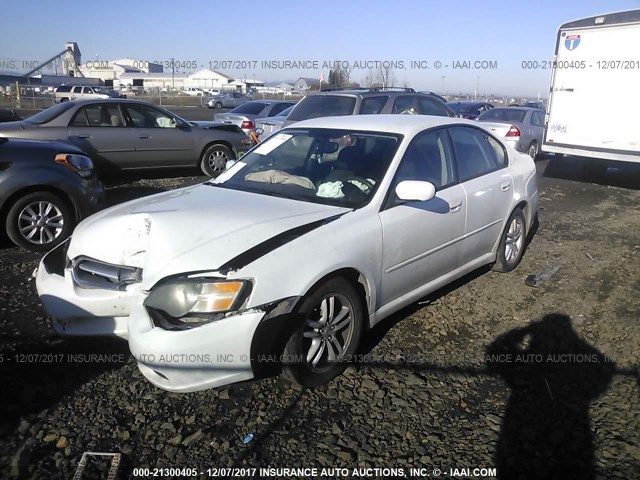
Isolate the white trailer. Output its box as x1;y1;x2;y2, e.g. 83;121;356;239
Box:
542;10;640;163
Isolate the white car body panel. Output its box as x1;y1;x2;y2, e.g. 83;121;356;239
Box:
36;115;538;392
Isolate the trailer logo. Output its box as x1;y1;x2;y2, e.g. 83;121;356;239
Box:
564;34;581;51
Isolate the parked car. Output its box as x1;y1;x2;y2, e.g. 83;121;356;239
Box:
476;107;545;158
54;85;122;103
0;100;251;176
0;137;104;251
181;87;205;96
36;114;538;392
207;92;252;109
204;89;221;96
214;101;295;135
283;88;454;128
254;105;295;139
0;109;20;123
447;101;494;119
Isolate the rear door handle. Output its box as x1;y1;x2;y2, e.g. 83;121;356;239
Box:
138;134;150;139
76;134;91;139
449;200;463;213
501;182;511;192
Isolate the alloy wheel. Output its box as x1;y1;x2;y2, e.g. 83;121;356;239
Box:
302;293;355;370
505;216;524;264
17;200;65;245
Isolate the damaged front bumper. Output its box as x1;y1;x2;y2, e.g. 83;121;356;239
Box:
36;241;304;392
36;240;143;338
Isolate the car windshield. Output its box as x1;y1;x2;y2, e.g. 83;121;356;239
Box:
449;103;481;114
229;102;268;115
477;108;526;123
23;102;75;124
287;96;357;122
212;128;401;208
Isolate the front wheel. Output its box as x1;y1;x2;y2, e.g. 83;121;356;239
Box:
214;102;223;109
283;277;364;388
493;208;527;273
527;141;538;159
6;191;75;251
200;144;234;177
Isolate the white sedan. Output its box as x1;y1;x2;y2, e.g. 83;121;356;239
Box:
36;115;538;392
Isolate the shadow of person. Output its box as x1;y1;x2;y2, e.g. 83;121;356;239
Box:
486;314;615;480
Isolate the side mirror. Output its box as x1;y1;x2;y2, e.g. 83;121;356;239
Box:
395;180;436;202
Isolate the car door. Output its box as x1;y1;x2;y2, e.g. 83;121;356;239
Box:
379;128;466;306
67;103;136;170
122;103;195;168
448;126;513;267
70;86;83;101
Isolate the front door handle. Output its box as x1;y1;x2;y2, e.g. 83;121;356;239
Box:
138;134;150;139
76;134;91;139
449;200;463;213
501;182;511;192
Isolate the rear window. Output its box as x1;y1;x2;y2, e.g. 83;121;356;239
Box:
478;108;526;123
24;102;75;124
287;95;357;122
229;102;269;115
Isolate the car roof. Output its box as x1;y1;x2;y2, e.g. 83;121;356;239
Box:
243;100;294;105
491;106;538;112
448;101;488;106
286;114;477;136
59;98;162;106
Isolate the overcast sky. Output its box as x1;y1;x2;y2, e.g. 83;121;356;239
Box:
2;0;640;96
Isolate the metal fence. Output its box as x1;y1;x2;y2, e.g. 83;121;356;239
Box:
0;88;303;112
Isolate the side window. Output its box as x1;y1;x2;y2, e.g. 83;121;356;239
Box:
531;111;544;127
83;87;93;94
360;96;389;114
393;129;456;190
449;127;505;181
417;97;450;117
70;105;101;127
72;87;83;94
392;95;419;114
125;104;176;128
70;104;124;127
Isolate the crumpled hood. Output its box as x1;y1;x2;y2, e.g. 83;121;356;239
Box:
68;184;349;288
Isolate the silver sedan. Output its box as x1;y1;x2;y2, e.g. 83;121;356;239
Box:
0;99;251;176
476;107;546;159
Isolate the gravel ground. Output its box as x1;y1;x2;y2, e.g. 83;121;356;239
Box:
0;156;639;480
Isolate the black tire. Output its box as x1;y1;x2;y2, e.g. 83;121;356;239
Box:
283;277;364;388
6;191;75;252
527;141;538;159
60;97;69;103
200;144;234;177
214;102;223;109
493;208;527;273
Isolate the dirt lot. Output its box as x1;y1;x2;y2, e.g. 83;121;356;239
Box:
0;156;639;479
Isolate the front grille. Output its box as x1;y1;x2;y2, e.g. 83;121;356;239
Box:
71;256;142;290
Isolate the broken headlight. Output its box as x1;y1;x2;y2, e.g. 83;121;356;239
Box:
144;278;250;330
